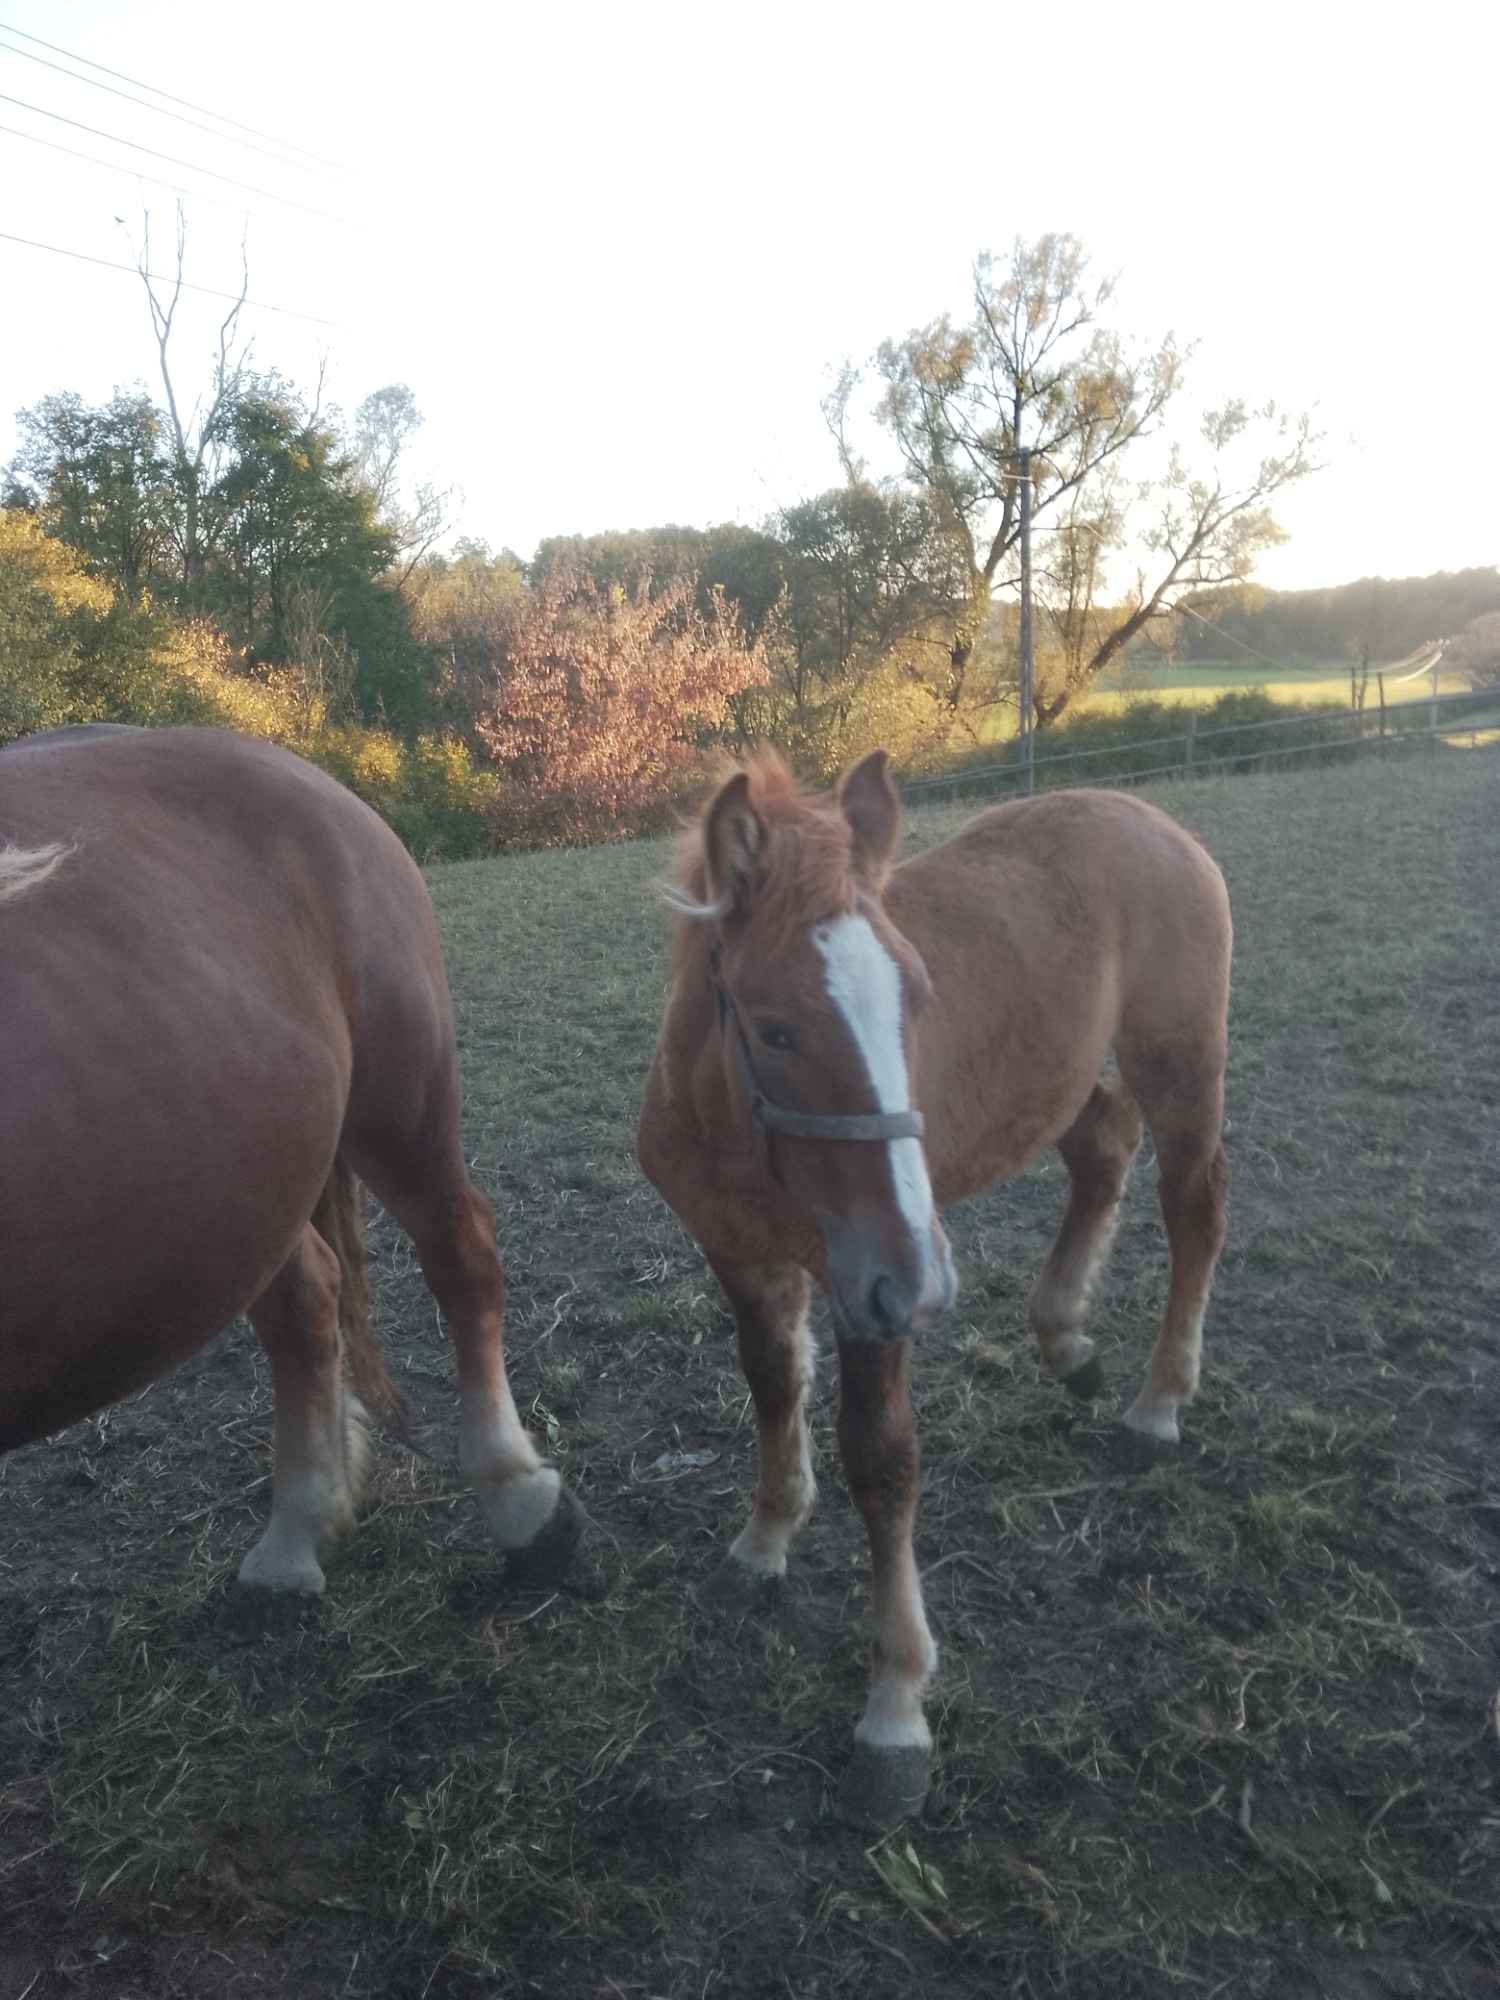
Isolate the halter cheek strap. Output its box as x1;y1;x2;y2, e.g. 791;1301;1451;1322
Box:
707;944;926;1166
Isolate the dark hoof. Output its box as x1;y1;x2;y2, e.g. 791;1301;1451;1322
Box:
1106;1425;1176;1473
693;1557;781;1619
1061;1352;1106;1402
504;1484;586;1587
837;1741;932;1830
219;1586;320;1639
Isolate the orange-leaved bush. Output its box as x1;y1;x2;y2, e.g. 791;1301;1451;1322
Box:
471;570;768;839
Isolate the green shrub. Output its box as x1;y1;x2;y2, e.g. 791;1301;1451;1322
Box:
0;515;498;860
911;688;1366;799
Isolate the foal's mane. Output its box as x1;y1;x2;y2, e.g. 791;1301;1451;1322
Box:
665;752;857;963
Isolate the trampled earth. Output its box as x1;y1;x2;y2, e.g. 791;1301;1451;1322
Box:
2;752;1497;1999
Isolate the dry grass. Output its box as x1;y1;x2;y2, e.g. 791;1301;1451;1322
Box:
2;747;1497;1999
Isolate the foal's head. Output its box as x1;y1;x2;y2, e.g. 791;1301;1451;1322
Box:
671;749;956;1342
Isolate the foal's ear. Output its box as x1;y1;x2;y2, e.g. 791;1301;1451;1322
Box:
838;749;901;885
704;770;766;917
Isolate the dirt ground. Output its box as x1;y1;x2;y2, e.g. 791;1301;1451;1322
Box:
2;750;1497;1999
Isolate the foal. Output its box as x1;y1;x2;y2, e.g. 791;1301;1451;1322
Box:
637;749;1231;1825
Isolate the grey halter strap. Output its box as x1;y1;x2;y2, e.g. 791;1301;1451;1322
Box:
707;943;926;1151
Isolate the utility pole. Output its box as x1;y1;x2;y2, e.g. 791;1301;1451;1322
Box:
1018;446;1034;795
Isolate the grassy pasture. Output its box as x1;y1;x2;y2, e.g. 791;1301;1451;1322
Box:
1094;655;1473;706
969;657;1476;751
2;750;1497;1999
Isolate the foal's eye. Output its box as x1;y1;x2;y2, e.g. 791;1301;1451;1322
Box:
758;1023;796;1054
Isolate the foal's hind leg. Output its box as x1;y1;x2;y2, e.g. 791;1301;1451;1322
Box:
698;1260;816;1610
1029;1082;1144;1399
1123;1130;1228;1443
1118;1046;1229;1444
239;1223;361;1595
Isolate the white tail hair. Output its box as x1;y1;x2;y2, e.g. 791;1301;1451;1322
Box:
0;841;72;904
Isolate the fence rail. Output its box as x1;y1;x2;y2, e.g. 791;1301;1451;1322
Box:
899;685;1498;804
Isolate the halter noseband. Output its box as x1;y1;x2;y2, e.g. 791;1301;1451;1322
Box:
707;942;926;1169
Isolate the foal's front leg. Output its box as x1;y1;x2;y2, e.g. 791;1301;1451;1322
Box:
699;1259;817;1608
835;1337;937;1827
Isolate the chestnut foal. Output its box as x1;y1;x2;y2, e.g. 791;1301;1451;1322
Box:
637;749;1231;1825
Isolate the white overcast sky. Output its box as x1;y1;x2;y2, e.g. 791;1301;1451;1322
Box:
1;0;1495;592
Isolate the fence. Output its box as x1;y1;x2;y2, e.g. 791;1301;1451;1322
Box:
899;684;1499;805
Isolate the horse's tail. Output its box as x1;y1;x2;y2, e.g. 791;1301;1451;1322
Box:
313;1157;409;1444
0;841;72;904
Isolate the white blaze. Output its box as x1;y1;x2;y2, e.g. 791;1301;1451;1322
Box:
812;913;935;1246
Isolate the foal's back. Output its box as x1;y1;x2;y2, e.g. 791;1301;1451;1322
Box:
886;787;1231;1197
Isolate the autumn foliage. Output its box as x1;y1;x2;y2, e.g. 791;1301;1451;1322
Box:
470;570;768;839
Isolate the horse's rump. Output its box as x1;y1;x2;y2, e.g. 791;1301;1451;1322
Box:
0;727;432;1446
1;722;580;1594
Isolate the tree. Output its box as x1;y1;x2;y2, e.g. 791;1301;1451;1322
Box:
469;571;769;838
1447;611;1500;688
846;233;1320;728
350;384;450;584
5;391;173;601
529;522;788;636
1174;569;1500;669
0;511;118;739
209;388;390;655
1029;399;1317;724
407;539;529;727
1345;580;1383;712
133;204;254;603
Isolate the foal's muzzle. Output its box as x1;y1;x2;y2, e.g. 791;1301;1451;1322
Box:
826;1219;957;1344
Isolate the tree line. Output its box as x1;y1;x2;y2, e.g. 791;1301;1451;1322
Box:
6;225;1486;853
1167;568;1500;674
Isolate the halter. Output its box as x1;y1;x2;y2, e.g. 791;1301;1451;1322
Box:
707;941;926;1176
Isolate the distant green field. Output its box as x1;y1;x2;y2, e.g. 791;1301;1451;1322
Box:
971;657;1468;744
1092;655;1463;709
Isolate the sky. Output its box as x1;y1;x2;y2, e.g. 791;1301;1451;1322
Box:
1;0;1496;595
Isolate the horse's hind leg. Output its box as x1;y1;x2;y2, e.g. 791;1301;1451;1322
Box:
698;1260;816;1610
352;1143;583;1584
239;1222;361;1595
1029;1081;1144;1399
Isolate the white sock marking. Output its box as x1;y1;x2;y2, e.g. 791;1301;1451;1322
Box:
855;1687;934;1752
854;1554;937;1750
476;1467;561;1551
1124;1393;1181;1444
1047;1330;1096;1379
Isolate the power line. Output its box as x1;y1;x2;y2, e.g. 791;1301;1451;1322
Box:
0;119;303;221
0;92;359;227
0;36;333;180
0;229;341;327
0;18;344;173
1175;602;1300;674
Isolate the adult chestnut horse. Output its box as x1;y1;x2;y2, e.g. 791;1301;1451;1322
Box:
637;749;1230;1826
1;725;581;1594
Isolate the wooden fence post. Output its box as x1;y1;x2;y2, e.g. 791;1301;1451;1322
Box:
1185;710;1197;775
1377;674;1387;760
1429;655;1439;748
